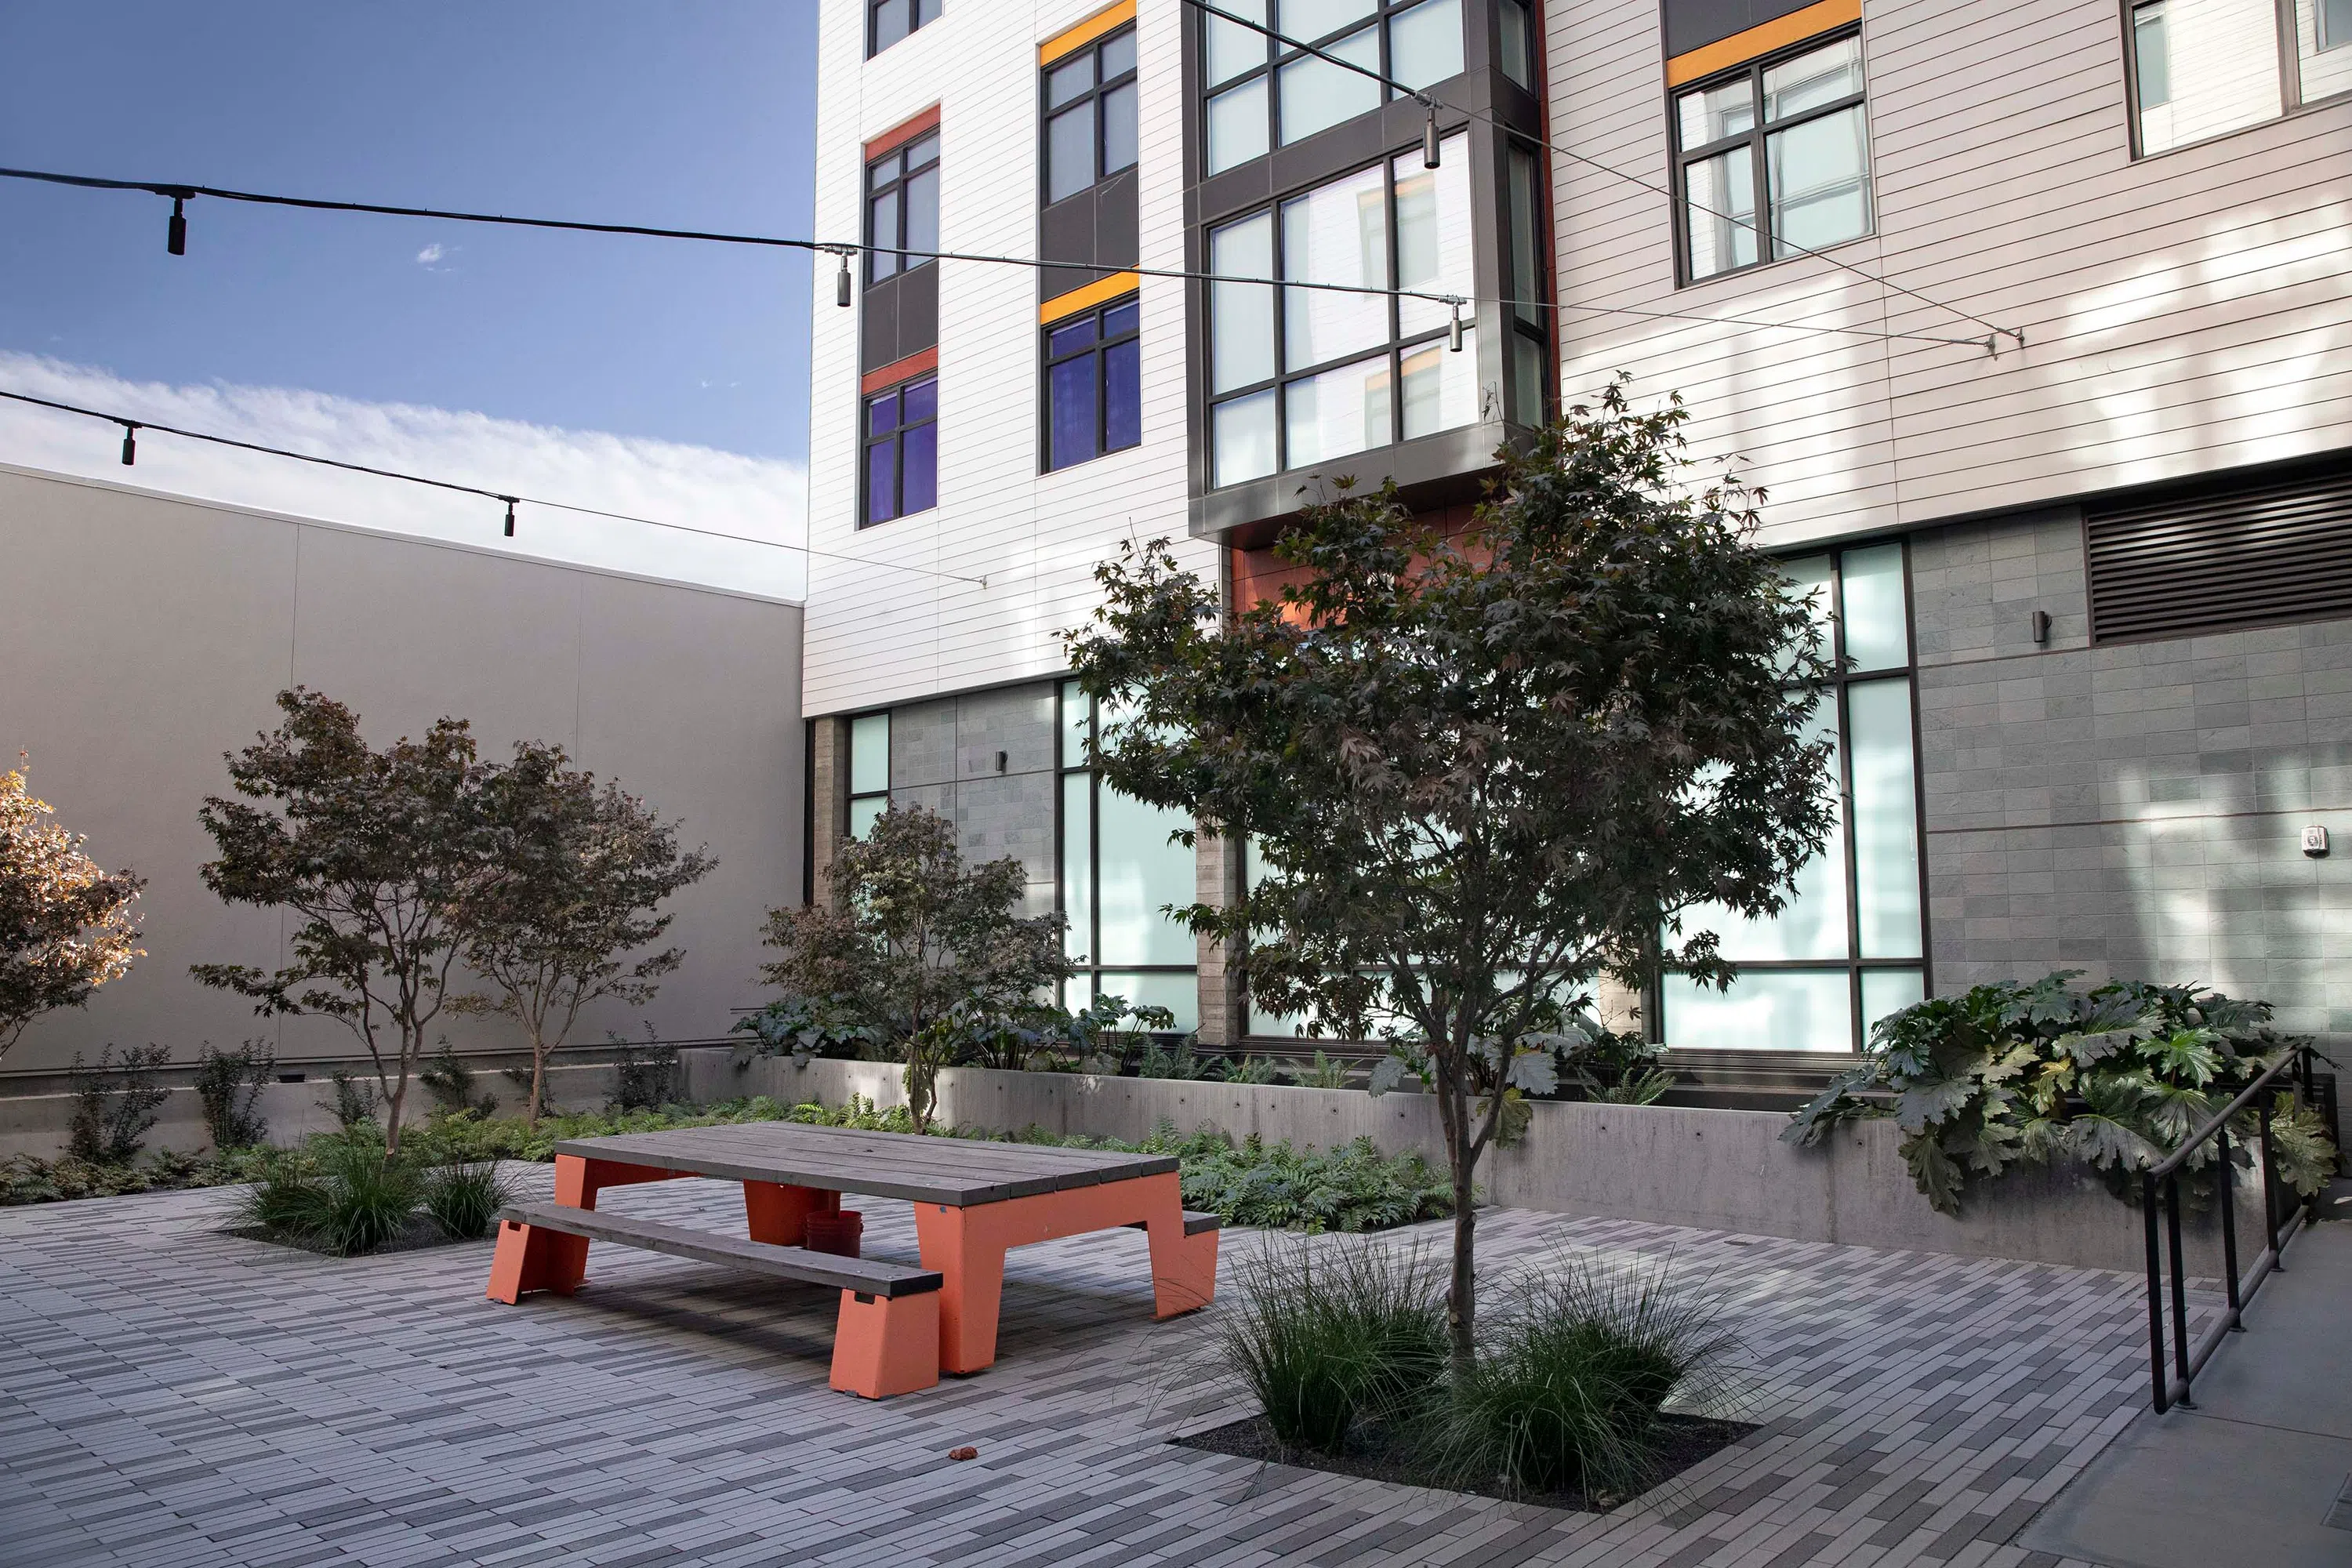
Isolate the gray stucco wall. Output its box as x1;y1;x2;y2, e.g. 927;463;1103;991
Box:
0;463;804;1076
887;684;1061;916
1911;506;2352;1030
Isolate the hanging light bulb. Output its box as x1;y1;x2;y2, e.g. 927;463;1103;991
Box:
836;250;853;307
1422;102;1441;169
1448;302;1464;352
503;498;517;537
119;423;138;466
166;196;187;256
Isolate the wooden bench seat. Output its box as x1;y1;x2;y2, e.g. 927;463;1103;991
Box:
1124;1210;1222;1238
486;1203;943;1397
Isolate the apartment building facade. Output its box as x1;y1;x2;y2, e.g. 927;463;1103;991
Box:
800;0;2352;1063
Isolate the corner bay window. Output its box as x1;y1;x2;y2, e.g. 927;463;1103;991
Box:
1045;296;1142;471
2128;0;2352;154
1058;681;1199;1031
1046;26;1138;205
1674;34;1871;282
1661;543;1926;1054
866;132;939;283
1203;0;1465;174
863;375;937;525
1209;133;1478;487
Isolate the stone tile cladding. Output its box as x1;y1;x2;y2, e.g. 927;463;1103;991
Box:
1910;506;2352;1031
0;1168;2176;1566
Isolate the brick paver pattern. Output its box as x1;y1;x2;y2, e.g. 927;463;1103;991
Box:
0;1165;2175;1566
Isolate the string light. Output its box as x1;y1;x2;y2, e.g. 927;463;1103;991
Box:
1422;103;1441;170
165;194;187;256
118;422;137;465
503;497;517;537
836;249;852;307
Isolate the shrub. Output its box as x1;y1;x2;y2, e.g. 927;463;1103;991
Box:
1179;1132;1454;1233
1784;971;2339;1214
1429;1257;1740;1501
67;1044;172;1164
612;1026;681;1112
1137;1036;1225;1080
235;1140;423;1256
1215;1241;1447;1454
420;1043;497;1117
1285;1051;1352;1089
194;1040;274;1149
322;1069;379;1134
1570;1029;1676;1105
421;1160;516;1240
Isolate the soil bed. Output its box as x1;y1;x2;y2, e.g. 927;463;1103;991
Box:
223;1218;490;1258
1174;1410;1755;1512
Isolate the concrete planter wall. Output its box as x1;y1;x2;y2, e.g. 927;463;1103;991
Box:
682;1047;2262;1276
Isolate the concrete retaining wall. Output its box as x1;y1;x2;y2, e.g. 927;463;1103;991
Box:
681;1048;2260;1276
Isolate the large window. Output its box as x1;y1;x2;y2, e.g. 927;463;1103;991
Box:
1201;0;1465;175
1207;133;1478;487
1673;33;1872;283
1045;26;1138;205
847;711;890;838
869;0;941;56
1058;681;1199;1031
1660;543;1926;1054
1045;296;1142;471
2127;0;2352;154
866;132;939;283
862;375;937;526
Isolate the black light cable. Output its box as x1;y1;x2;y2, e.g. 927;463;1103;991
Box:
0;387;992;588
1183;0;2027;355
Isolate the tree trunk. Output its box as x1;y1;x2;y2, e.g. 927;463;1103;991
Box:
1435;1051;1478;1371
527;1033;548;1131
384;1054;410;1156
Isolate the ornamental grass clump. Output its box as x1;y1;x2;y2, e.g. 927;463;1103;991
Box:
234;1139;423;1256
420;1160;516;1240
1428;1257;1740;1501
1216;1241;1447;1454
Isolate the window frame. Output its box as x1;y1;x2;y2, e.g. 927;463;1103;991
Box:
1042;295;1144;474
1655;540;1933;1056
1200;0;1468;171
1669;25;1872;289
860;372;938;528
845;710;891;840
1203;134;1480;488
864;132;941;285
1055;681;1199;1027
867;0;941;59
2119;0;2352;158
1041;23;1141;209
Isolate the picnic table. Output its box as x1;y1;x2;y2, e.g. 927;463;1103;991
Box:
485;1122;1219;1398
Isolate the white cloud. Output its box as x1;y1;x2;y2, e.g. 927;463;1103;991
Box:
416;242;446;265
0;353;808;601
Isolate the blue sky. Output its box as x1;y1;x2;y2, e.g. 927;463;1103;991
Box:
0;3;819;595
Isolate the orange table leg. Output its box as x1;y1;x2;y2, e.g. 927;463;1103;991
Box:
913;1171;1214;1374
487;1218;565;1303
829;1289;941;1397
743;1181;839;1247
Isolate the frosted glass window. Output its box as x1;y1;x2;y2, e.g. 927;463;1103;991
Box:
1095;787;1196;965
1061;771;1093;961
1282;164;1390;371
849;713;889;794
1207;78;1270;173
1861;968;1926;1038
1848;679;1922;959
1684;147;1758;278
847;795;886;840
1393;136;1472;339
1838;543;1908;670
1686;699;1846;960
1663;971;1853;1052
1094;971;1200;1033
1768;104;1871;256
1399;332;1477;439
1279;27;1380;143
1206;0;1268;84
1508;147;1542;325
1781;554;1834;676
1286;353;1392;468
1387;0;1463;92
2295;0;2352;101
1059;680;1091;768
1210;213;1276;393
1214;390;1279;485
2132;0;2284;152
1281;0;1377;38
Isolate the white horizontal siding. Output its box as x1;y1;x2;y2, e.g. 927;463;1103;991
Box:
1544;0;2352;550
801;0;1213;717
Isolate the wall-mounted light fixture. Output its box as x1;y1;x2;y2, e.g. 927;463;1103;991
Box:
2031;609;2051;645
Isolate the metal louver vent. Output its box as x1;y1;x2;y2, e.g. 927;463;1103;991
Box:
2085;466;2352;643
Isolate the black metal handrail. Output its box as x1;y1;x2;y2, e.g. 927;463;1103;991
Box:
2140;1041;2325;1412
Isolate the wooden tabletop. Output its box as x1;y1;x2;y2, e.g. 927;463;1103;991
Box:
550;1121;1180;1206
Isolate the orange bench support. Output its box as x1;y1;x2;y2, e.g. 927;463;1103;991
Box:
913;1169;1216;1375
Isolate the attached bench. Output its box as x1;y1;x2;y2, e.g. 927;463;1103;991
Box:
1127;1210;1222;1239
486;1203;944;1397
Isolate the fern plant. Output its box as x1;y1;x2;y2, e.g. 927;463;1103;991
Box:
1784;971;2338;1215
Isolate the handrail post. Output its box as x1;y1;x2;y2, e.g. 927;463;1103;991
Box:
2259;1094;2281;1269
2166;1172;2193;1406
2143;1168;2169;1413
2216;1121;2242;1327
